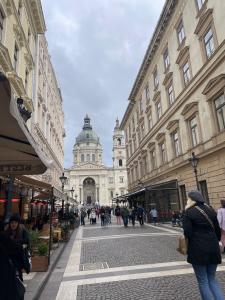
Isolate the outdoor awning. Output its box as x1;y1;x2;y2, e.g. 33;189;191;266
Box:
0;73;50;175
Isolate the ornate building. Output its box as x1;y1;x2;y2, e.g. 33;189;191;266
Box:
64;116;128;206
121;0;225;212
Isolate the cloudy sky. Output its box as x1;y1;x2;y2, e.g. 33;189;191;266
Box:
42;0;165;168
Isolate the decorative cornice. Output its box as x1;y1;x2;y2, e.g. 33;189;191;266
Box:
155;132;165;141
202;74;225;95
166;119;179;131
152;90;161;102
7;71;26;96
163;71;173;86
176;46;189;65
181;102;198;119
24;52;34;71
145;104;152;114
27;0;46;34
0;42;13;73
194;9;213;35
13;24;24;48
147;142;155;149
22;95;34;112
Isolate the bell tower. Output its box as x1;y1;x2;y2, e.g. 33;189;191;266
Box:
112;118;126;168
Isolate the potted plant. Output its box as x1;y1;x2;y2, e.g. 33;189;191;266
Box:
61;223;70;241
31;242;49;272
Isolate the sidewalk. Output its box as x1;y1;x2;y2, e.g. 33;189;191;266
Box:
24;228;78;300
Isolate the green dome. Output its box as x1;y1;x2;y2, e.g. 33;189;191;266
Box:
75;115;100;144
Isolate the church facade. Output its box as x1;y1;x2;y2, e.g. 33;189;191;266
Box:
64;115;128;206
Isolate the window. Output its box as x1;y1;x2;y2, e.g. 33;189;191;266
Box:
139;98;143;114
168;84;175;106
25;69;29;93
177;20;185;46
119;176;124;183
0;9;4;41
13;44;19;71
189;116;199;147
110;191;113;198
196;0;206;10
87;154;90;162
121;190;124;195
163;48;170;71
109;177;114;184
119;159;123;167
159;142;166;164
148;112;153;130
150;149;156;170
18;0;22;19
215;94;225;131
179;185;187;209
117;138;122;146
156;101;162;120
81;154;84;162
86;133;89;138
204;27;215;59
172;131;180;157
182;61;191;86
132;116;135;132
145;83;150;102
153;68;159;89
92;154;95;162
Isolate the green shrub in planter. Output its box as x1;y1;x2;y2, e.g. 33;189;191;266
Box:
37;243;48;256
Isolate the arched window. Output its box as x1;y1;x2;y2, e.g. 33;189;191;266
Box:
86;134;89;138
117;138;122;146
81;154;84;162
87;154;90;162
92;154;95;162
119;159;123;167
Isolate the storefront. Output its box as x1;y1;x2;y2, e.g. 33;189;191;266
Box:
126;180;180;222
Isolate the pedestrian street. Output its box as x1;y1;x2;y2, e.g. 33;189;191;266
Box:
40;218;225;300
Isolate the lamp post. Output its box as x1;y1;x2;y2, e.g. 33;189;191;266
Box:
188;152;200;190
59;172;67;216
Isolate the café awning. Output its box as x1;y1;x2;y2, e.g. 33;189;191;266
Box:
0;73;50;175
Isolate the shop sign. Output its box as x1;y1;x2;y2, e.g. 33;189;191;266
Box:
0;164;32;174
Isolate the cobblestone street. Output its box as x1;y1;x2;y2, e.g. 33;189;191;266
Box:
37;217;225;299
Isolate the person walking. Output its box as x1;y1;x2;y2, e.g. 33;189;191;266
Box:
87;208;91;220
115;205;121;225
100;206;105;226
121;207;129;227
137;205;145;226
80;208;86;226
0;219;26;300
217;199;225;254
150;207;158;226
130;207;136;226
90;209;96;225
5;214;30;281
183;190;224;300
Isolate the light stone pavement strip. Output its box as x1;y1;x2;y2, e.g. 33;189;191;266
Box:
55;219;225;300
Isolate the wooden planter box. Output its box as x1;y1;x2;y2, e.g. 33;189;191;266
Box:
31;256;49;272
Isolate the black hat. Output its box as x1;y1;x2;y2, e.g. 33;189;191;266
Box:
188;190;204;203
9;213;21;223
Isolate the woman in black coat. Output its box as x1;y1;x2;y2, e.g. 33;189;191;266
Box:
183;190;224;300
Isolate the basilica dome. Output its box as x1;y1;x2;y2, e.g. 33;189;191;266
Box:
75;115;101;145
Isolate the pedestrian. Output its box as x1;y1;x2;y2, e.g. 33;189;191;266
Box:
87;208;91;220
115;205;121;225
130;207;136;226
90;209;96;225
121;207;129;227
0;220;25;300
137;205;145;226
80;208;86;226
183;190;224;300
217;199;225;253
100;206;105;226
150;207;158;226
5;214;30;281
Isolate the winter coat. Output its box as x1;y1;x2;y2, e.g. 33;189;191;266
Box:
115;207;120;216
183;203;221;265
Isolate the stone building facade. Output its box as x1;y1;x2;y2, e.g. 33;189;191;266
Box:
64;116;128;206
121;0;225;211
31;34;64;188
0;0;64;189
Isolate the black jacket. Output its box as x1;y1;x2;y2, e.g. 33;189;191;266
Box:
183;203;221;265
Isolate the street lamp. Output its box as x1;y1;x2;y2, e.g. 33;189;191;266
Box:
59;172;67;216
70;187;75;199
188;152;200;190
